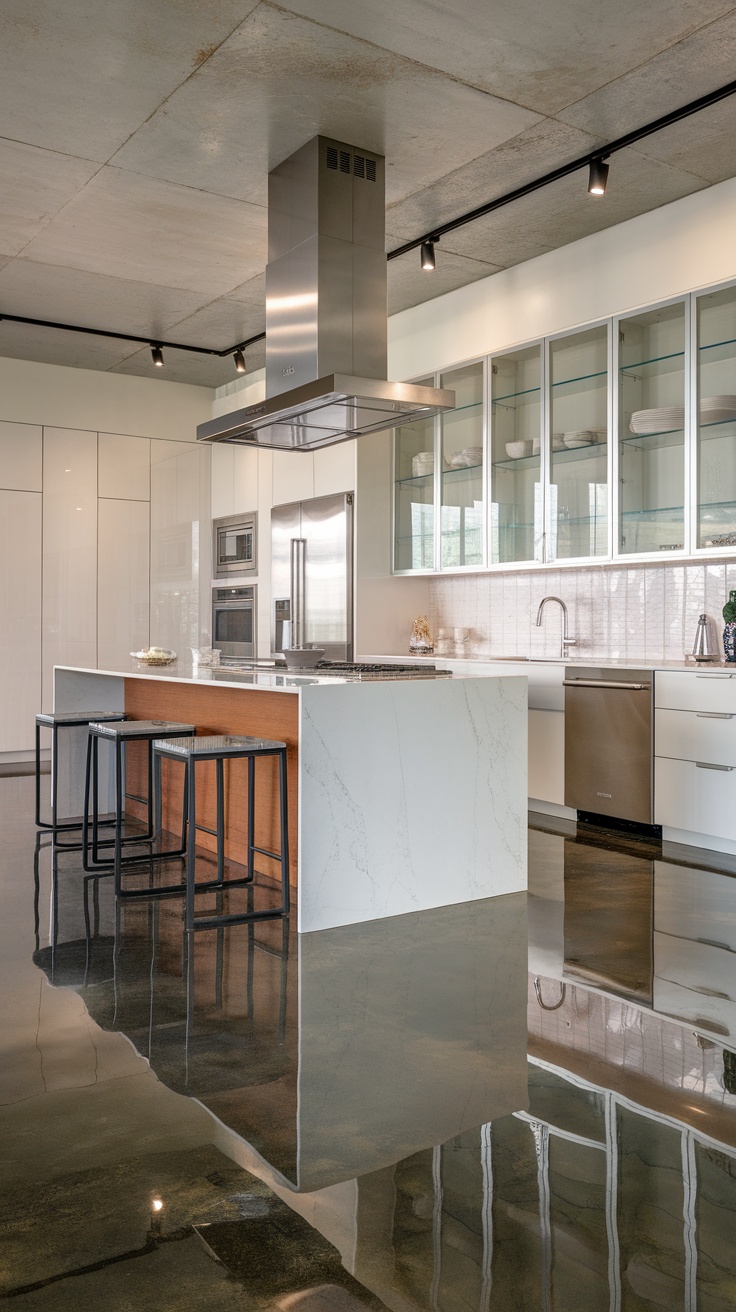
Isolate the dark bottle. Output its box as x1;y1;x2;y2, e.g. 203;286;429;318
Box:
723;590;736;662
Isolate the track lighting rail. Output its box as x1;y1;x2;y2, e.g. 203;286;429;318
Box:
3;76;736;371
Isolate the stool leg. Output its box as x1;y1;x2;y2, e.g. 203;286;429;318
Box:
82;732;93;868
146;740;154;840
279;748;290;914
114;738;124;896
51;724;59;831
216;757;225;885
247;755;255;882
185;761;197;933
180;758;188;852
153;748;162;841
92;735;101;865
35;722;42;827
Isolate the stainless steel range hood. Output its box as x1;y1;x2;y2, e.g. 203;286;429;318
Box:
197;136;454;452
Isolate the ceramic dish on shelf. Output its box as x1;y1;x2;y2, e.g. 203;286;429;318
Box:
450;448;483;468
505;440;534;459
411;452;434;476
131;647;177;666
552;433;566;451
563;430;596;448
700;395;736;424
629;406;684;434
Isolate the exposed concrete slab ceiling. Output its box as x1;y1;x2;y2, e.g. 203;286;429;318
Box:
0;0;735;383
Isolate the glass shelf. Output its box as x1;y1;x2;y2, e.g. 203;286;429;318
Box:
396;471;434;486
551;368;607;390
619;349;684;371
494;443;607;471
492;386;541;405
442;462;483;478
699;334;736;352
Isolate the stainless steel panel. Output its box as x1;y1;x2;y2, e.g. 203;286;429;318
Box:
564;667;653;824
270;493;353;662
212;511;257;577
270;501;300;654
300;492;353;660
212;585;257;659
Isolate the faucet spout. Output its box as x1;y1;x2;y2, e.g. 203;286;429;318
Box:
536;596;576;659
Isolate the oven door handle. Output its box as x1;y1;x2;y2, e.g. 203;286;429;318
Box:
563;679;650;690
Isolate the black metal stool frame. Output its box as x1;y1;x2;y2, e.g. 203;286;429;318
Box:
153;738;290;933
35;711;126;834
82;722;195;888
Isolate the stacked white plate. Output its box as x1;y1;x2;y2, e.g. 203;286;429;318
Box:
563;430;596;448
450;446;483;468
630;406;684;434
700;394;736;424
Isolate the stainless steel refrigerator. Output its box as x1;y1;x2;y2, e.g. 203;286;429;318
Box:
270;492;354;661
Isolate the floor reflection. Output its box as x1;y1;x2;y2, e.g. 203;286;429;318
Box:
4;778;736;1309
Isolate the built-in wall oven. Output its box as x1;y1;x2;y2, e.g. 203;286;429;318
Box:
212;512;257;578
212;585;257;659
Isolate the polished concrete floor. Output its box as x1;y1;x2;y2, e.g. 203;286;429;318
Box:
3;776;736;1309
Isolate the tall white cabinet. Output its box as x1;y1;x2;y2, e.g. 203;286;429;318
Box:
0;422;42;753
0;425;210;760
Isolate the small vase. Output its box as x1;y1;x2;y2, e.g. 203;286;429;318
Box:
409;637;434;655
724;622;736;663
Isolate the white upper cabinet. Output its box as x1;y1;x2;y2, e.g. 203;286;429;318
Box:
0;421;42;492
98;433;151;501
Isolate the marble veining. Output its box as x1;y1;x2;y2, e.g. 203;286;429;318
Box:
298;676;527;934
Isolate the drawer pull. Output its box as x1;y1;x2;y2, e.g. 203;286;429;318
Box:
696;712;735;719
696;672;735;679
695;761;735;771
563;679;650;690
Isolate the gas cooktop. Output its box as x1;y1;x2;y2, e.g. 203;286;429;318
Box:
219;659;452;681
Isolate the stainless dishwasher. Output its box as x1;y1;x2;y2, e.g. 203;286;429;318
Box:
564;667;655;825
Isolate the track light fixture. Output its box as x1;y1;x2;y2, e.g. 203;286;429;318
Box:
150;343;164;368
588;157;609;196
420;238;436;271
233;349;247;374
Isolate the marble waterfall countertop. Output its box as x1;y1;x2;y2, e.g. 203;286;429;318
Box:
53;663;529;935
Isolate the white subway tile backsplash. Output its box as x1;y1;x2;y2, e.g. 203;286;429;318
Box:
431;559;735;664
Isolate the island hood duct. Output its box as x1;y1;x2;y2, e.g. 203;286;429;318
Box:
196;136;454;452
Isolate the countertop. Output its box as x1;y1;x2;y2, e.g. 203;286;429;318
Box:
360;653;736;674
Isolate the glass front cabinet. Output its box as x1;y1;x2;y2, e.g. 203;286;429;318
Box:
392;280;736;572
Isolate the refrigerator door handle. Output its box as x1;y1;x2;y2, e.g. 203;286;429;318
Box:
290;537;306;649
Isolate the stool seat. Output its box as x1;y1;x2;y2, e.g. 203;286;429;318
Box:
155;734;286;757
90;719;195;739
36;709;125;727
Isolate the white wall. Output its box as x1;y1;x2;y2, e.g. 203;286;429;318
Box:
389;175;736;381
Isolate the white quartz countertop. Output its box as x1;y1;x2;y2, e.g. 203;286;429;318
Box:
55;659;498;694
360;653;736;674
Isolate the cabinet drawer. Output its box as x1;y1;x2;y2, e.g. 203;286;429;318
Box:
655;707;736;767
656;669;736;713
655;755;736;841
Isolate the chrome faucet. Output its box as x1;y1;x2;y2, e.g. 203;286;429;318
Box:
536;596;576;659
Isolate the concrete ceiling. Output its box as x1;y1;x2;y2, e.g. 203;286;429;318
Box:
2;0;736;387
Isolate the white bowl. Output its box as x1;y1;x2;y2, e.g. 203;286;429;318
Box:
282;647;326;669
505;440;533;459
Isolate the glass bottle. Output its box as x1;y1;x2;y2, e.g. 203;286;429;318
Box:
723;590;736;662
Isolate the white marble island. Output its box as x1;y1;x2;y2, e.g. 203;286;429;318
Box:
53;661;528;933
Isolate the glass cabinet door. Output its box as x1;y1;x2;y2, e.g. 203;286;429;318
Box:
440;361;484;568
549;325;609;561
618;301;686;555
394;377;436;571
696;285;736;549
490;344;542;564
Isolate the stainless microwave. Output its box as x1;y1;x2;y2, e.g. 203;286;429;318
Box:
212;512;257;578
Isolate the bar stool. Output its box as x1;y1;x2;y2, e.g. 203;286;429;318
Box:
35;709;127;833
152;734;290;932
82;720;196;892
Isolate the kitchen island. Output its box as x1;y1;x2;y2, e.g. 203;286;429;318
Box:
53;661;528;933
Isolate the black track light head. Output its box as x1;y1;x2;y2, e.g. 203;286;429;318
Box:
588;157;609;196
151;343;164;368
420;238;437;271
233;349;247;374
